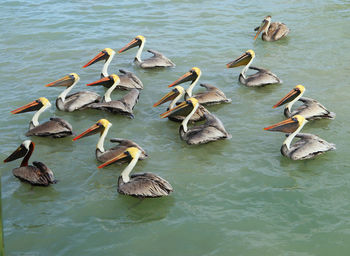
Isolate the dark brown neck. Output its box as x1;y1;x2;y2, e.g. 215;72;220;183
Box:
21;142;34;167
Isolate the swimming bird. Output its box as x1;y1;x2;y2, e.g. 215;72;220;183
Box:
254;15;289;42
226;49;281;87
82;48;143;90
3;140;56;186
45;73;101;112
98;147;173;198
86;74;139;118
168;67;231;105
160;97;231;145
73;119;147;164
264;115;336;160
273;85;336;120
118;35;175;68
11;97;73;138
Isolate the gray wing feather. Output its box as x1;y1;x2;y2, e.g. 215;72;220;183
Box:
64;91;101;111
26;118;73;138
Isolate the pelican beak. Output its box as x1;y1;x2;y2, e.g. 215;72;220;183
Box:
168;71;196;87
118;38;141;53
153;89;180;107
273;88;301;108
11;99;43;114
73;123;103;141
3;144;28;163
160;100;190;118
83;50;109;68
86;76;113;87
254;19;269;40
98;152;129;168
226;52;252;68
45;74;75;87
264;117;300;133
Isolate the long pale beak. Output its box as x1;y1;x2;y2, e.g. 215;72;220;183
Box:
86;76;112;87
83;51;108;68
45;75;75;87
254;20;268;40
98;152;129;168
118;39;139;53
273;89;301;108
160;100;190;118
168;71;195;87
73;123;102;141
3;144;28;163
226;53;252;68
264;117;300;133
153;89;180;107
11;100;43;114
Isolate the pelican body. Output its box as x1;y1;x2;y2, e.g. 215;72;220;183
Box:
45;73;100;112
161;98;231;145
83;48;143;90
86;75;139;118
226;49;281;87
3;140;56;186
11;97;73;138
254;16;289;42
73;119;147;164
264;115;335;160
273;85;336;120
98;147;173;198
118;35;175;68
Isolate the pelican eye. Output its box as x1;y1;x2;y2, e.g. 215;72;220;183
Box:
172;88;177;92
69;75;75;79
292;117;297;122
36;100;40;103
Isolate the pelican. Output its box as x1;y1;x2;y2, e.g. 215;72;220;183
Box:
264;115;336;160
168;67;231;105
82;48;143;90
86;74;139;118
254;15;289;42
98;147;173;198
160;98;231;145
118;35;175;68
273;85;336;120
153;85;207;122
73;119;147;164
11;97;73;138
3;140;56;186
45;73;101;112
226;49;282;87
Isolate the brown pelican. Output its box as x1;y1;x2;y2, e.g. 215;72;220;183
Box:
45;73;101;112
11;97;73;138
118;35;175;68
160;97;231;145
254;15;290;42
226;49;282;87
273;85;336;120
153;85;206;122
86;74;139;118
3;140;56;186
168;67;231;105
82;48;143;90
98;147;173;198
73;119;147;164
264;115;336;160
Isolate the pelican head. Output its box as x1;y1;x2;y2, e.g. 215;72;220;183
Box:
168;67;201;88
3;140;33;163
73;119;111;141
11;97;51;114
226;50;255;68
118;35;145;53
153;86;185;107
160;97;199;118
83;48;116;68
273;85;305;108
98;147;140;168
264;115;307;133
86;74;120;87
254;15;272;40
45;73;80;88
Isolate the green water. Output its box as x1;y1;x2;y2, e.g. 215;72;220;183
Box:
0;0;350;255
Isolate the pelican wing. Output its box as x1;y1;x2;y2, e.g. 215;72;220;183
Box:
193;84;231;105
26;118;73;138
118;69;143;90
119;89;140;111
63;91;101;111
139;49;175;68
244;66;281;86
292;97;336;120
268;22;289;41
12;163;55;186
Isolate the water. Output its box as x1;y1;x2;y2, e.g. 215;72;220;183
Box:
0;0;350;255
